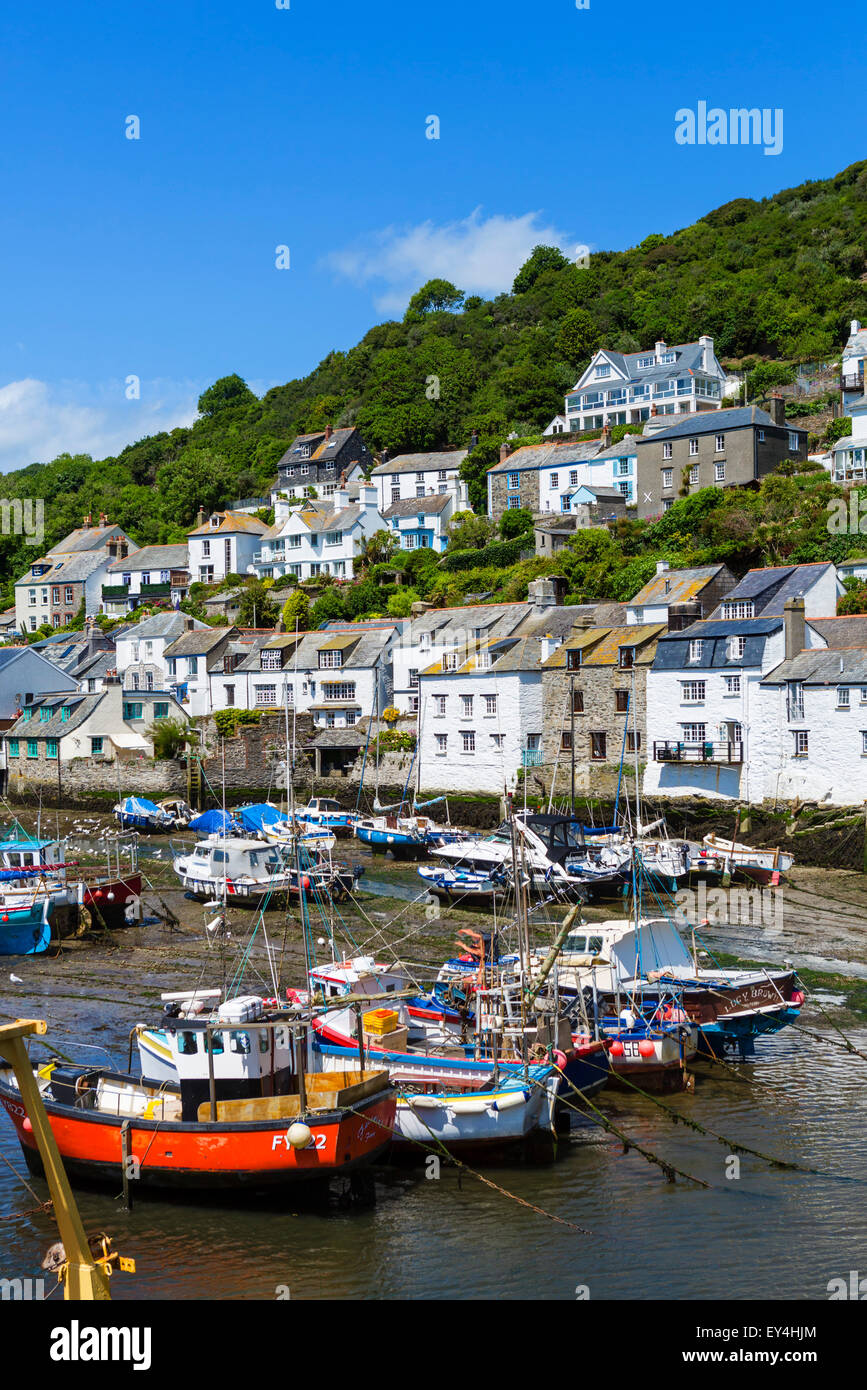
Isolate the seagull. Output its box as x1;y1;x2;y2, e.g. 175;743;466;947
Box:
9;974;23;984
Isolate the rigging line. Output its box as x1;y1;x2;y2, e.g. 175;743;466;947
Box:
525;1073;709;1188
0;1145;45;1207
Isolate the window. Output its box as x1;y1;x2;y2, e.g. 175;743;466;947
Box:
60;705;71;721
566;649;581;670
325;531;342;545
145;672;154;691
490;733;504;748
323;683;356;702
27;739;38;759
793;730;809;757
571;689;584;714
615;689;629;712
689;464;699;485
682;681;706;702
590;732;607;760
254;685;277;705
484;694;497;716
569;470;578;486
408;695;419;714
727;635;746;660
261;649;282;670
409;669;419;688
688;640;703;664
715;462;726;483
461;730;475;753
595;364;611;378
28;589;36;605
123;703;143;720
662;468;673;489
460;695;473;718
39;706;51;721
724;674;741;695
225;684;235;707
8;739;18;757
689;438;699;456
662;442;673;461
722;601;754;620
837;687;850;709
415;486;425;499
618;647;635;669
201;539;210;558
682;722;706;743
415;471;425;482
435;733;448;755
433;695;447;717
391;487;400;504
318;649;342;669
154;702;169;718
550;473;559;489
507;473;520;491
758;429;765;442
46;740;58;759
560;731;573;751
444;654;459;671
787;681;804;721
52;586;60;603
788;432;800;452
715;434;725;452
507;497;522;510
188;657;199;677
130;673;139;691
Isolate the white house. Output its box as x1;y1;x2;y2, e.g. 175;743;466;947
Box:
102;543;190;616
841;319;867;414
187;511;270;585
381;480;469;554
206;622;400;728
163;624;239;717
115;612;210;697
15;521;137;634
643;563;841;802
369;450;468;512
557;336;726;435
831;385;867;486
624;563;736;626
252;486;384;582
537;438;640;511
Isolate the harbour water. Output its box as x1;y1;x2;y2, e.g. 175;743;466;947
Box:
1;823;866;1301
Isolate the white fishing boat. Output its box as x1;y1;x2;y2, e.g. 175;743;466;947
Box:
701;834;793;885
172;835;353;905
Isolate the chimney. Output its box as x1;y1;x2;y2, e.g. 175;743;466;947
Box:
699;334;713;370
540;633;560;662
196;507;205;527
783;596;805;661
655;340;666;357
528;577;558;611
411;600;434;618
656;560;669;577
601;423;612;449
852;320;861;337
572;612;594;632
325;423;333;441
768;394;786;428
499;442;512;463
184;615;194;631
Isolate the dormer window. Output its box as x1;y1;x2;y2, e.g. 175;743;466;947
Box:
210;514;220;529
566;649;581;670
619;647;635;669
260;649;282;670
688;639;703;663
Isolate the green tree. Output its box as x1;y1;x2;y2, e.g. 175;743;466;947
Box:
512;245;571;294
386;587;420;617
447;511;496;549
499;507;534;540
281;589;311;631
156;447;234;525
555;308;602;366
356;529;399;572
405;279;464;318
238;580;278;628
197;374;258;418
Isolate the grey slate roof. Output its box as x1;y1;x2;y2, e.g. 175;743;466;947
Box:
242;625;395;675
370;451;467;477
763;648;867;685
487;441;602;475
16;552;110;586
105;544;189;574
709;563;834;617
653;616;782;672
47;525;134;556
809;616;867;648
163;627;236;658
126;612;207;641
637;406;806;443
9;692;105;739
575;341;715;393
381;495;452;519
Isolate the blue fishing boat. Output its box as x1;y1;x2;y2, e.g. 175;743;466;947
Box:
113;797;176;832
354;814;427;859
233;802;284;837
0;896;52;956
295;799;359;838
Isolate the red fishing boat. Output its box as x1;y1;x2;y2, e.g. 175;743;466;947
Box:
0;994;395;1192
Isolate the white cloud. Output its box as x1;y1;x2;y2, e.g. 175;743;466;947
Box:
322;209;573;313
0;377;201;476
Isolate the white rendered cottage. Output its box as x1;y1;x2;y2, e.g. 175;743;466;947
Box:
252;486;384;582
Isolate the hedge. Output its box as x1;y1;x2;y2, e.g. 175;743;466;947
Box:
441;534;534;572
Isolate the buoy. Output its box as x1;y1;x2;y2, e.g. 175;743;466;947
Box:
638;1040;655;1058
22;1117;32;1133
287;1122;312;1150
106;892;115;901
609;1040;624;1057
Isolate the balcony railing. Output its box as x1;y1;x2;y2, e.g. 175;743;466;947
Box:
840;374;864;394
140;582;171;598
522;749;545;767
653;739;743;765
102;584;132;600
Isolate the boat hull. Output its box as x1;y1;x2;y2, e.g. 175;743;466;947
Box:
0;1072;394;1191
355;826;426;859
0;903;51;956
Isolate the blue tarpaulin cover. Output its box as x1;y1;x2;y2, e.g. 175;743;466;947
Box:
118;797;163;817
189;809;236;834
234;803;283;833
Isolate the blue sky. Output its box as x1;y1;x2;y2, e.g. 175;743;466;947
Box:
0;0;863;472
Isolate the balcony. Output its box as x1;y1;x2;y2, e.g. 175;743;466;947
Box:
840;374;864;394
653;739;743;765
102;584;132;600
522;749;545;767
140;582;171;598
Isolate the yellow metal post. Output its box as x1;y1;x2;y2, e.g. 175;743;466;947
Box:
0;1020;112;1301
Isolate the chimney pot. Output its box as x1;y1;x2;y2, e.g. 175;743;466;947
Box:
325;423;333;441
499;442;512;463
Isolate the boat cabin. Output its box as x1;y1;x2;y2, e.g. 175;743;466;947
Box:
0;837;64;877
309;956;408;1002
186;837;285;880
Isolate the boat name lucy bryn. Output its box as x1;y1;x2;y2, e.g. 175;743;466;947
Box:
49;1320;152;1370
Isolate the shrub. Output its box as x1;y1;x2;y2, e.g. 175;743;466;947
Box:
148;717;196;760
213;708;262;739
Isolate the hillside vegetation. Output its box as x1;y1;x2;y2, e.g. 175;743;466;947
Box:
1;157;866;612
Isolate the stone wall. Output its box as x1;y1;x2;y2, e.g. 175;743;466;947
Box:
7;752;186;808
541;664;650;795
